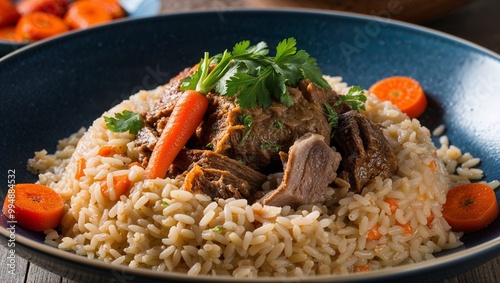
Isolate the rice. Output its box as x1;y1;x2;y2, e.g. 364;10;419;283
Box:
30;77;498;278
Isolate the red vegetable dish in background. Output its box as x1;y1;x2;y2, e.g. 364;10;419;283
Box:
0;0;125;42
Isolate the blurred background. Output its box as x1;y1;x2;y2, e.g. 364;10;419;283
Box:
159;0;500;54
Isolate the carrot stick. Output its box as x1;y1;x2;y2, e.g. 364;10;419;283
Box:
442;183;499;233
369;76;427;119
145;90;209;179
2;183;64;231
101;174;131;201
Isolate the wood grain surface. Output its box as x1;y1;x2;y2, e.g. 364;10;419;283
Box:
1;0;499;282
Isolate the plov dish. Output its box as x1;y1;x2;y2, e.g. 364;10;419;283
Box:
6;38;499;278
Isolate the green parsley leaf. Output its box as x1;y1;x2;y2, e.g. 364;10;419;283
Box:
161;201;169;206
274;37;297;63
260;142;283;151
103;110;143;135
300;56;332;90
228;71;272;109
323;103;339;129
274;120;284;129
181;37;331;109
337;86;367;112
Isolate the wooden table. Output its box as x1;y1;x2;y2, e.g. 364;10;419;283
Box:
1;0;499;282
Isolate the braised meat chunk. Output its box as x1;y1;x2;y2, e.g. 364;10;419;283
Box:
193;82;333;171
259;133;341;208
333;110;398;193
179;150;267;200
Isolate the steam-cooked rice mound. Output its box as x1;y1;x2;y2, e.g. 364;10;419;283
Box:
31;77;467;277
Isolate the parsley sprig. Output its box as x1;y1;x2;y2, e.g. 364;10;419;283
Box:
323;86;367;131
104;110;144;135
337;86;367;111
181;38;331;109
323;103;339;129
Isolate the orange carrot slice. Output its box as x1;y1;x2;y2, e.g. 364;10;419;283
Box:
16;0;68;17
15;11;68;41
0;0;20;28
2;184;64;231
89;0;124;19
0;26;25;42
369;76;427;119
443;183;499;233
64;0;112;29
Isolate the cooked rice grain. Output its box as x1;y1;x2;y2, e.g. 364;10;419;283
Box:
29;79;498;278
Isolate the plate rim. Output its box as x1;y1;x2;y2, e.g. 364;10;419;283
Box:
1;8;500;282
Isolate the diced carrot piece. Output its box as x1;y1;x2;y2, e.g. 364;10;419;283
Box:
385;198;399;214
75;157;86;179
399;222;413;235
101;175;131;200
354;265;371;272
367;223;382;241
98;145;115;157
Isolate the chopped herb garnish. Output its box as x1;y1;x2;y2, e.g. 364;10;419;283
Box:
260;142;283;151
274;119;284;129
323;103;339;129
181;37;331;109
104;110;144;135
212;225;224;233
238;114;253;144
337;86;367;112
161;201;169;206
206;142;214;149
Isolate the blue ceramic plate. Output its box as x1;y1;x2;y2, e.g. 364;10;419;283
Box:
1;9;499;283
0;0;161;57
